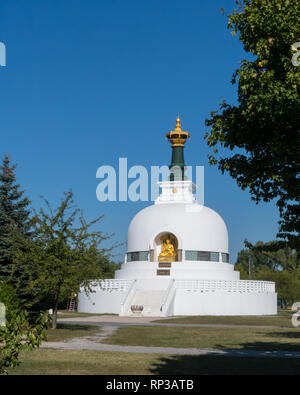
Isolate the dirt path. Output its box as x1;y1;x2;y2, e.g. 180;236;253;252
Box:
39;316;300;359
42;337;300;359
57;315;288;329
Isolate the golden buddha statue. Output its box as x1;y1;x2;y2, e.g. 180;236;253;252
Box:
159;238;176;262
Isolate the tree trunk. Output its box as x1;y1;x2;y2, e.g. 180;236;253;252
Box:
51;285;61;329
52;306;58;329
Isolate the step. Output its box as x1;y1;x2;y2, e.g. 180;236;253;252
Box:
129;290;165;316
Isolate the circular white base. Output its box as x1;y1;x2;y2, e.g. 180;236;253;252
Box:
78;278;277;317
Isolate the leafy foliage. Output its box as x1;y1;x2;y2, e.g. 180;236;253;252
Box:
13;191;117;328
0;282;50;374
235;240;299;275
235;240;300;303
254;266;300;303
205;0;300;250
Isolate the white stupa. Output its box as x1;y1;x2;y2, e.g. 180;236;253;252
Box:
78;117;277;316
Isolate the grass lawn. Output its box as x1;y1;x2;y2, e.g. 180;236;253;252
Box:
46;323;101;342
7;348;300;375
6;309;300;375
102;325;300;352
152;309;293;327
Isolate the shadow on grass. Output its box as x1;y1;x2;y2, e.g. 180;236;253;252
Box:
149;354;300;375
218;330;300;353
266;331;300;340
216;341;300;352
151;329;300;374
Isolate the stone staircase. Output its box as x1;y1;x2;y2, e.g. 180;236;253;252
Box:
129;289;166;316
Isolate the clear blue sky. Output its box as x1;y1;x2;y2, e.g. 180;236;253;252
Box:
0;0;280;264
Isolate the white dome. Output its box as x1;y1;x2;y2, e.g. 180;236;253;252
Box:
127;202;228;254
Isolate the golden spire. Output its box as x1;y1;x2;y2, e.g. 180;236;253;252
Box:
175;116;182;131
166;116;190;147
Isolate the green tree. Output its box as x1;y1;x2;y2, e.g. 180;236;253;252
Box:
13;191;115;329
205;0;300;250
235;239;300;305
235;249;252;279
0;156;31;292
0;282;50;374
235;240;299;278
97;253;121;279
253;266;300;305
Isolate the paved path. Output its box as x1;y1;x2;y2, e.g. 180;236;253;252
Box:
40;315;300;359
57;315;288;329
42;334;300;359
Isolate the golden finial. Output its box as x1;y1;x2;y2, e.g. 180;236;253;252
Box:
174;116;182;132
166;116;190;147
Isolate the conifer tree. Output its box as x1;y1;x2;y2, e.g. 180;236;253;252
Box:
0;155;31;288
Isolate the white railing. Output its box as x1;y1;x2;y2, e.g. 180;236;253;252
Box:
120;279;137;316
92;279;275;295
175;279;275;293
91;279;133;292
160;279;176;316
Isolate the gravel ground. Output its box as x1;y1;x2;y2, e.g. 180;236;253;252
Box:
41;316;300;359
57;315;286;329
42;336;300;359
